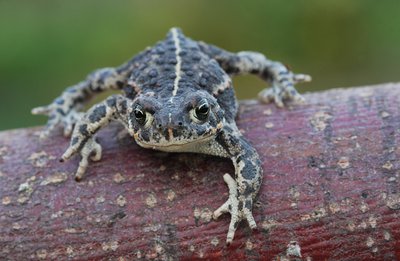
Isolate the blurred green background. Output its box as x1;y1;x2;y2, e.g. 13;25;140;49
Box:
1;1;399;130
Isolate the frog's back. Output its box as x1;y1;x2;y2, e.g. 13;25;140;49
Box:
124;28;237;121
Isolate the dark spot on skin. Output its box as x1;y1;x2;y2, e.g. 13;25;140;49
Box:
155;46;165;54
164;65;172;71
150;78;157;85
225;66;240;75
82;89;90;97
56;108;66;116
245;200;252;210
119;99;127;115
215;133;232;155
192;55;201;61
116;81;124;89
133;70;140;78
181;64;190;71
148;69;158;78
55;98;64;105
179;50;187;56
123;86;136;99
240;158;257;180
186;70;194;76
199;78;207;87
238;201;243;211
97;78;104;85
138;75;147;84
168;58;177;65
234;221;239;229
361;191;369;199
141;130;150;142
89;105;107;123
172;129;180;138
156;58;165;65
169;73;176;79
163;129;170;141
279;78;288;83
69;96;85;106
71;137;79;146
261;70;273;81
79;124;89;136
106;97;116;107
243;185;255;196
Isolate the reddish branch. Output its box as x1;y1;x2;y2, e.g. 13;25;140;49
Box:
1;83;400;260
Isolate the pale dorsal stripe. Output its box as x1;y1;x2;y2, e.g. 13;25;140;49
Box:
172;28;182;97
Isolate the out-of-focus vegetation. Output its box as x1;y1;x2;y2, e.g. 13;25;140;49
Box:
0;1;399;130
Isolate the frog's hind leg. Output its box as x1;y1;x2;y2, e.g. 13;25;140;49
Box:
198;42;311;107
61;95;130;181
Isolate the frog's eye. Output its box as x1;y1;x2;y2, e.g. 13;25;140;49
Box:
134;106;146;125
194;101;210;121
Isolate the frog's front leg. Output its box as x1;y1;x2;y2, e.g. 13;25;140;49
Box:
32;63;133;138
61;95;130;181
213;126;263;244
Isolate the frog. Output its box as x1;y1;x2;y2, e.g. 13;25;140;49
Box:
32;28;311;244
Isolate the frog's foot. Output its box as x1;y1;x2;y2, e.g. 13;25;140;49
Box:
60;137;102;181
32;102;84;138
258;72;312;107
213;174;257;245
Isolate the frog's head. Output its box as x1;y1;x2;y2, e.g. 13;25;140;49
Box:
128;90;225;150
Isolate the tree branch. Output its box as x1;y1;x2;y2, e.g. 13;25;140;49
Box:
1;83;400;260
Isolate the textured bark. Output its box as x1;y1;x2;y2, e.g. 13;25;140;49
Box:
1;83;400;260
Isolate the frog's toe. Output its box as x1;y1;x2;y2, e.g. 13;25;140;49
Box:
258;87;284;107
293;73;312;83
62;111;84;137
61;137;102;181
213;174;257;244
31;104;53;116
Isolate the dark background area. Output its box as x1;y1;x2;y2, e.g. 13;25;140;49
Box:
1;1;399;130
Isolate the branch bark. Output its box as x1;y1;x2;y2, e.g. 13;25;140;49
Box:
1;83;400;260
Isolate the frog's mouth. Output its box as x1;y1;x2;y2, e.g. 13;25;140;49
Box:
132;122;223;151
137;133;214;147
134;130;216;152
135;135;214;152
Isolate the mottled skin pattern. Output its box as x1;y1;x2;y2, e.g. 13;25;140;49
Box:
32;28;311;244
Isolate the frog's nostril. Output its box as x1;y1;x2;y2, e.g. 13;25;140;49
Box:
178;122;183;126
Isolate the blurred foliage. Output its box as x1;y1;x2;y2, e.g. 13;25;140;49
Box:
0;0;399;130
